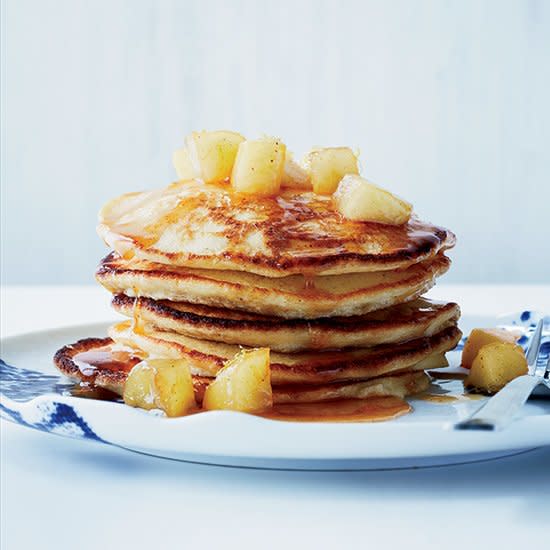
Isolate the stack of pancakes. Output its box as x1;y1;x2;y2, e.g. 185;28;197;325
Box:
54;180;461;404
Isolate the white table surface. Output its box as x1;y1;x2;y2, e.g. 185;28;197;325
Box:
1;284;550;550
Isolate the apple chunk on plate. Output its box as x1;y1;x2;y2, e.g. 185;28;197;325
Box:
461;328;518;369
123;358;196;417
203;348;273;413
465;342;528;394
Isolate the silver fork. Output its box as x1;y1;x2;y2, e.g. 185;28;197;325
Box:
455;319;549;431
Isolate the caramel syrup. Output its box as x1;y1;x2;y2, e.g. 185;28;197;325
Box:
417;392;485;403
419;371;486;402
107;181;448;263
130;295;146;335
416;393;460;403
262;397;411;423
68;346;488;416
66;347;412;421
72;348;140;377
69;383;122;402
427;369;467;380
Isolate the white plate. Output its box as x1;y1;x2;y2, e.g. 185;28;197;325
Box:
1;312;549;470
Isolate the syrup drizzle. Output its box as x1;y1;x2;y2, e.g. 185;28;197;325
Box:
66;346;411;421
105;181;449;266
262;397;411;423
72;348;141;378
419;370;486;402
67;346;485;420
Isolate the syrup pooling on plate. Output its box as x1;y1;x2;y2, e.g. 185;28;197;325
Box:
69;383;122;402
58;343;421;421
263;397;411;423
418;372;486;402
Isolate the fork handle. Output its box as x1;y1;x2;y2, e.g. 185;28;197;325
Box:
454;375;542;431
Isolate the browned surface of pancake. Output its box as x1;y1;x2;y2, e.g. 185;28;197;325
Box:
98;181;455;277
53;338;138;395
97;252;451;318
107;321;461;384
112;294;460;351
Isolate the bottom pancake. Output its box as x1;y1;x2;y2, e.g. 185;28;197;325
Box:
107;320;460;384
53;337;430;404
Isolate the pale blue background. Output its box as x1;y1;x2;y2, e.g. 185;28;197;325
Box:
1;0;549;284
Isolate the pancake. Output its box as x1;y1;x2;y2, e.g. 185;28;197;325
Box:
97;252;451;318
107;320;461;384
112;295;460;352
53;337;430;404
98;180;455;277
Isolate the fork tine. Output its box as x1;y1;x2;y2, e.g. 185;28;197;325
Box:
525;319;543;371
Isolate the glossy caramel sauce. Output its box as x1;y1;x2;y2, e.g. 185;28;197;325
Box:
418;371;486;402
73;348;141;377
417;390;485;403
417;393;461;403
102;181;453;274
130;295;147;335
65;346;413;421
262;397;411;423
69;383;122;402
66;346;484;419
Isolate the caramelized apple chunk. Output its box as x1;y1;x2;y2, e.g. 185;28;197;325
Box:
334;175;412;225
123;358;196;417
231;138;286;196
203;348;273;412
461;328;518;369
172;148;198;181
281;154;311;189
185;130;245;183
305;147;359;194
465;342;528;394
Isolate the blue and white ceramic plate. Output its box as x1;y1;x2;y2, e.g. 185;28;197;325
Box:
1;312;549;470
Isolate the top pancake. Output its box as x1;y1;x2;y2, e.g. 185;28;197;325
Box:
98;180;455;277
